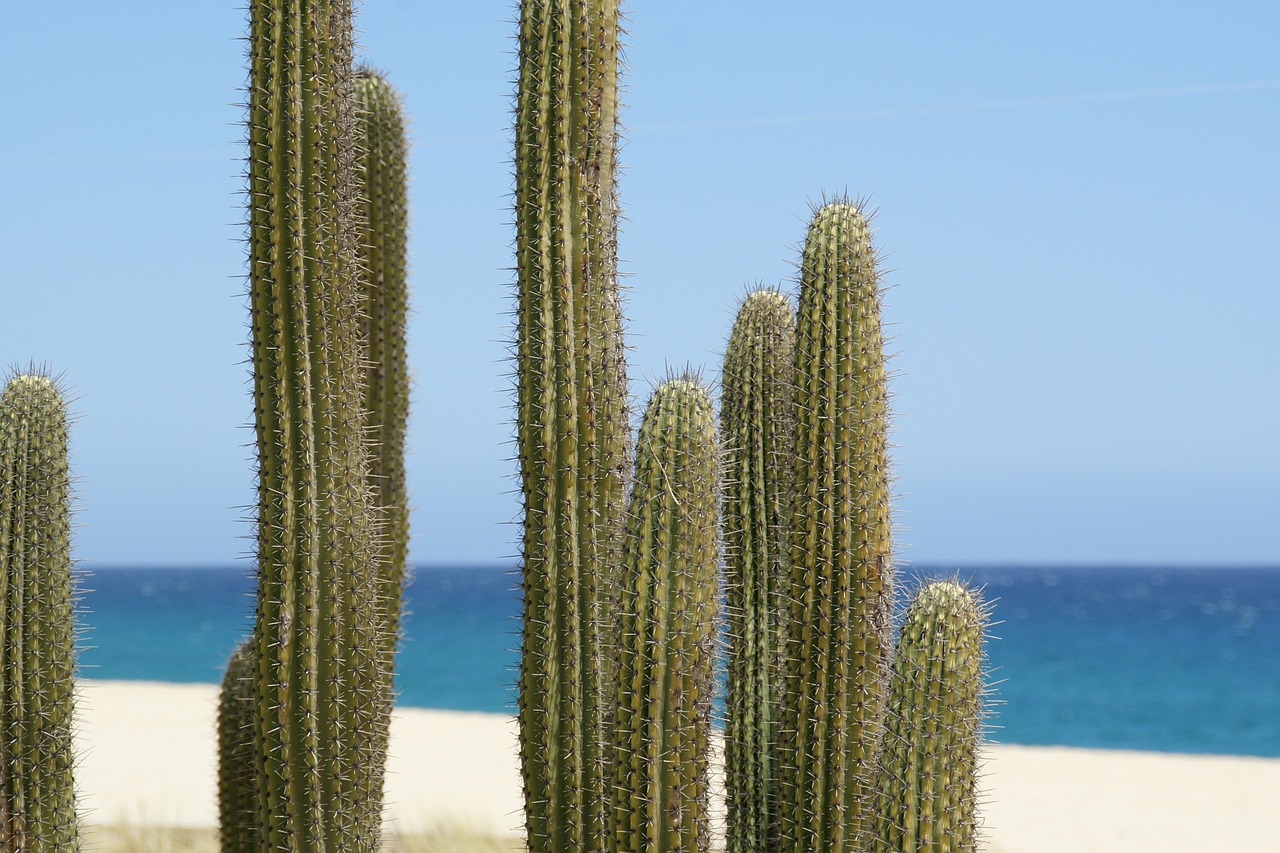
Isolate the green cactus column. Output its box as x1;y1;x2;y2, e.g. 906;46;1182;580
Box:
0;372;80;852
777;199;893;853
354;67;410;645
721;288;795;853
218;640;260;853
608;377;719;853
513;0;629;850
246;0;388;849
872;581;987;853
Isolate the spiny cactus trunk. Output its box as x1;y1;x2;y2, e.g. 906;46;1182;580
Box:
218;640;260;853
721;288;796;853
608;377;719;853
513;1;629;850
777;200;893;853
354;65;411;709
246;0;387;849
872;581;987;853
0;372;80;853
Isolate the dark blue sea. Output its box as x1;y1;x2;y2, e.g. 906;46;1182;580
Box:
76;564;1280;758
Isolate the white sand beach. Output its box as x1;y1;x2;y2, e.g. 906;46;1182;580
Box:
73;680;1280;851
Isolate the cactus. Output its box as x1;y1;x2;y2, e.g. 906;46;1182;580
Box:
721;288;796;853
218;640;259;853
245;0;389;848
513;0;630;850
0;371;80;852
607;377;719;853
871;580;987;853
776;199;893;852
354;65;410;697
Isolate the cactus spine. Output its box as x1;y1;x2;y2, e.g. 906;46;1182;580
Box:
721;288;795;853
777;200;893;852
872;581;987;853
218;641;259;853
513;0;629;850
0;372;79;852
246;0;388;848
354;66;411;694
607;377;719;853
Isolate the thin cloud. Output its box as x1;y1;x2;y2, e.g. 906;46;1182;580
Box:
633;79;1280;134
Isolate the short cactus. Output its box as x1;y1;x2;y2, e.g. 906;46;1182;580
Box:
245;0;389;848
721;288;796;853
871;580;988;853
217;640;259;853
607;377;719;853
513;0;630;850
0;371;80;852
777;199;893;852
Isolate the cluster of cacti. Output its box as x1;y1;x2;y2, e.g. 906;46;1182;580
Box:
722;203;989;853
0;3;416;852
512;0;630;850
0;372;80;853
1;3;991;852
504;0;990;850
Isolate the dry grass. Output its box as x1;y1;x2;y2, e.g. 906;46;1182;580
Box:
82;825;219;852
383;825;524;852
82;823;995;852
82;824;523;853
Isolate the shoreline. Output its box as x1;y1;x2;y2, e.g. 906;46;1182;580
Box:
73;679;1280;851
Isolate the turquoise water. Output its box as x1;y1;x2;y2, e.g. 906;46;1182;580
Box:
77;564;1280;757
78;565;519;713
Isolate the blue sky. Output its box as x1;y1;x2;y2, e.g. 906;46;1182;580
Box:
3;2;1277;566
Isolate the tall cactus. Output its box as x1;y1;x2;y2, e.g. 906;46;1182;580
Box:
513;0;630;850
354;67;411;713
777;199;893;852
721;288;795;853
607;377;719;853
872;580;987;853
0;371;80;852
218;640;259;853
246;0;388;848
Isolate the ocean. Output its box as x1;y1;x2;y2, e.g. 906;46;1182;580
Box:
76;564;1280;758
